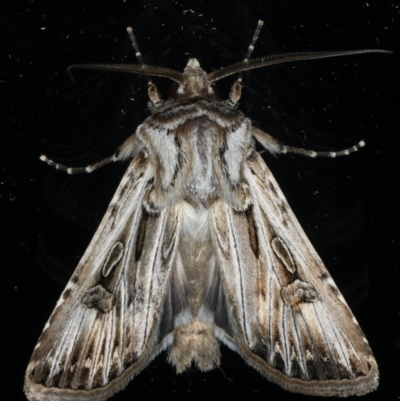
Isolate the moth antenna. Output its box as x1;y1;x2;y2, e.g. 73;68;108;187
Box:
126;27;162;105
126;27;145;65
67;63;184;84
67;31;182;87
67;27;184;86
208;49;392;83
238;20;264;83
228;20;264;107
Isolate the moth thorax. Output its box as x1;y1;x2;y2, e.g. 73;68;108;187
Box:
177;58;216;98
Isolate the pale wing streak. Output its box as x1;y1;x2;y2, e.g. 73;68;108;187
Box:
312;302;364;376
282;305;310;376
104;308;116;383
317;305;353;376
114;273;127;379
141;211;167;350
72;311;101;388
280;305;290;372
45;309;87;384
299;304;333;376
226;206;251;345
88;311;109;387
266;263;275;365
286;307;308;377
297;303;330;378
309;302;356;377
54;309;93;382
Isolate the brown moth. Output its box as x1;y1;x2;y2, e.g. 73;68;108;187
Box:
25;21;390;401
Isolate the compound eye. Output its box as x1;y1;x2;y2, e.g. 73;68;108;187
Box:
210;83;219;98
168;83;180;98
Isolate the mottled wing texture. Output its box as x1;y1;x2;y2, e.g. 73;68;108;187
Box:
212;150;378;397
25;152;181;401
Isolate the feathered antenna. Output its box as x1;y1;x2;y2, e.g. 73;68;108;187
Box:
207;49;392;83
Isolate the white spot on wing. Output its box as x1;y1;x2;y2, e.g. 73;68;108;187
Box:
198;306;214;323
158;333;174;352
324;277;336;287
290;346;297;361
214;327;237;351
55;297;65;308
337;293;347;305
274;341;282;355
174;309;192;328
306;349;314;360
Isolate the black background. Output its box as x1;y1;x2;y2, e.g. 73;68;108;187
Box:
3;1;400;400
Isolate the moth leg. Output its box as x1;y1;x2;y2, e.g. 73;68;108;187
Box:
40;132;143;174
252;126;365;158
126;27;162;106
39;153;118;174
228;20;264;107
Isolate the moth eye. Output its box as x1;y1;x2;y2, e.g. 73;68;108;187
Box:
169;83;180;98
210;84;219;98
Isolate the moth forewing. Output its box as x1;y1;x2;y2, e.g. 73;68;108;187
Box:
228;151;378;396
26;21;387;401
25;155;182;401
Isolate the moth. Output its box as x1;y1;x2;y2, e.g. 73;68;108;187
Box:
25;21;391;401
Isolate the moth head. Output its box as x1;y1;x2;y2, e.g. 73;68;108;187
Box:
172;58;216;99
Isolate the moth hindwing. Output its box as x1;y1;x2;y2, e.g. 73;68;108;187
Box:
26;21;389;401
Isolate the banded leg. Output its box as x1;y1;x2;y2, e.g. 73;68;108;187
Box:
252;126;365;158
39;154;118;174
40;132;142;174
